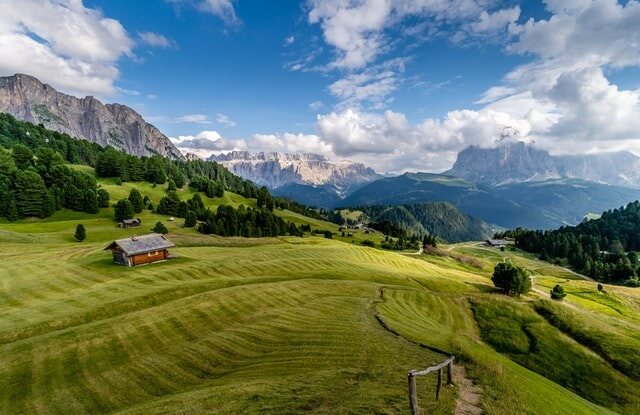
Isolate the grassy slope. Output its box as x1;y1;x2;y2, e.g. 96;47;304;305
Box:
0;172;636;414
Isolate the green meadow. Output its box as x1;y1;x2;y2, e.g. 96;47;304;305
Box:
1;176;639;414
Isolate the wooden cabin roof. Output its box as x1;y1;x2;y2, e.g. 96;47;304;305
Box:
105;234;175;256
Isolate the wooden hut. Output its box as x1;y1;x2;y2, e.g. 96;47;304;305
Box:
118;218;141;228
105;234;175;267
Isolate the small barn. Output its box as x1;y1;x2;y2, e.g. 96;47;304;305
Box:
105;234;175;267
118;218;141;228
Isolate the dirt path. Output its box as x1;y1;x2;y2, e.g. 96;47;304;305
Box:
453;365;483;415
556;265;596;282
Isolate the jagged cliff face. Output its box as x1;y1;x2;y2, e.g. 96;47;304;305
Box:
210;151;380;194
446;142;640;188
0;74;183;159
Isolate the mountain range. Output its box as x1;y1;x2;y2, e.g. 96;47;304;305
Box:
342;172;640;229
210;151;380;195
2;72;639;232
446;141;640;188
0;74;182;159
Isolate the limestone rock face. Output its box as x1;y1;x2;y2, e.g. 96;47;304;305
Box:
446;142;640;188
210;151;380;195
0;74;183;159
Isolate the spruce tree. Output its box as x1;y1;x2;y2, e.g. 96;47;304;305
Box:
114;199;134;222
128;188;144;213
74;224;86;242
152;221;169;234
184;210;197;227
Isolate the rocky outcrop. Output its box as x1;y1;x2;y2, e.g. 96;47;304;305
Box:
210;151;380;195
0;74;183;159
446;142;640;188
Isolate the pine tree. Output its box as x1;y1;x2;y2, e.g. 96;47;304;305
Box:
114;199;134;222
128;188;144;213
152;221;169;234
97;189;110;208
74;224;86;242
14;170;47;218
184;210;197;227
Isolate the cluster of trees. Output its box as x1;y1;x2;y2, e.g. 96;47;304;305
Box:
0;144;107;220
197;204;303;238
492;262;531;297
497;201;640;285
346;202;489;243
0;113;260;200
0;113;328;242
380;234;420;251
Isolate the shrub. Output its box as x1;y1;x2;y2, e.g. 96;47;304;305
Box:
492;262;531;297
323;230;333;239
360;240;375;248
550;284;567;300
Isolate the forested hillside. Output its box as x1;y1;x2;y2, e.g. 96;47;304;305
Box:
499;201;640;284
0;113;322;238
357;202;491;242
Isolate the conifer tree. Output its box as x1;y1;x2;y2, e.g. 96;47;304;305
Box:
74;224;86;242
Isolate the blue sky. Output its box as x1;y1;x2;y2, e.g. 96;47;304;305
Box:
1;1;640;172
87;0;531;136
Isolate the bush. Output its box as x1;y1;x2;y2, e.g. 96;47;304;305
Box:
492;262;531;297
550;284;567;300
360;240;375;248
624;278;640;287
152;221;169;234
323;230;333;239
74;224;86;242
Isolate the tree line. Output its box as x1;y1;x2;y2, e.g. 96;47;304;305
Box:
497;201;640;285
0;112;260;203
0;144;107;220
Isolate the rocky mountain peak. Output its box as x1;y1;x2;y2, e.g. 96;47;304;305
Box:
210;151;380;191
446;142;640;187
0;73;183;159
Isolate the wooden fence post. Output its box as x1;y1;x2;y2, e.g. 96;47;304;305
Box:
407;356;455;413
436;368;443;401
408;371;419;415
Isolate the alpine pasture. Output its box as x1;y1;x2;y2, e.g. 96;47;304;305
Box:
1;175;639;414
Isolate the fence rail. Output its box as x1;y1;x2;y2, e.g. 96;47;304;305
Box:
407;356;455;415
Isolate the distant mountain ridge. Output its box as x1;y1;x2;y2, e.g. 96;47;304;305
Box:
0;74;183;159
210;151;380;196
446;142;640;188
341;172;640;229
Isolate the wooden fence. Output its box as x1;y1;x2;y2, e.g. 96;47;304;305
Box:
407;356;455;415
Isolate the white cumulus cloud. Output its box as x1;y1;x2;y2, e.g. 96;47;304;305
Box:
0;0;134;96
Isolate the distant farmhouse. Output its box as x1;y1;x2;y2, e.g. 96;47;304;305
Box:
486;239;508;248
118;218;141;228
105;234;175;267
